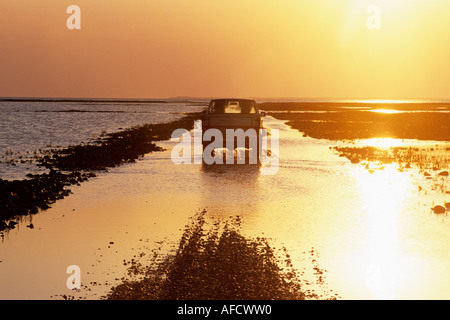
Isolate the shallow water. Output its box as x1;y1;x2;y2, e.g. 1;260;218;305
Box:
0;114;449;300
0;100;206;180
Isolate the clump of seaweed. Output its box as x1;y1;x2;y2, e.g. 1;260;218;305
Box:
106;210;329;300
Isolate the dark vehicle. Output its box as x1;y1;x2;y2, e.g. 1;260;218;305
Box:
201;99;266;162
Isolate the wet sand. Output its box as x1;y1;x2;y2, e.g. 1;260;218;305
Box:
107;210;335;300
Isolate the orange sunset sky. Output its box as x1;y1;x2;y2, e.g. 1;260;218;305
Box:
1;0;450;100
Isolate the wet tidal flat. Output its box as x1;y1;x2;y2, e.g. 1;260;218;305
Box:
1;101;449;300
0;112;201;233
260;101;450;141
106;210;337;300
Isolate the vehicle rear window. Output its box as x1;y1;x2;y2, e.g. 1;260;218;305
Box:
209;101;256;114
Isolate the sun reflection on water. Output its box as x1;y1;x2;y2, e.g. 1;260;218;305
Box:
356;138;406;149
368;109;402;114
354;165;412;299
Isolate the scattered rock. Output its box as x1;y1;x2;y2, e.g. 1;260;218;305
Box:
431;205;446;214
8;221;18;228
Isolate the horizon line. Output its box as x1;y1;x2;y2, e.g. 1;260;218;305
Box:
1;96;450;104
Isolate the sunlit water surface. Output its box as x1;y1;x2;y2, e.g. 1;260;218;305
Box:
0;115;449;300
0;100;206;180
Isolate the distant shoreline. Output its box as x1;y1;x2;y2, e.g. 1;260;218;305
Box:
2;97;450;104
0;97;208;104
258;101;450;111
